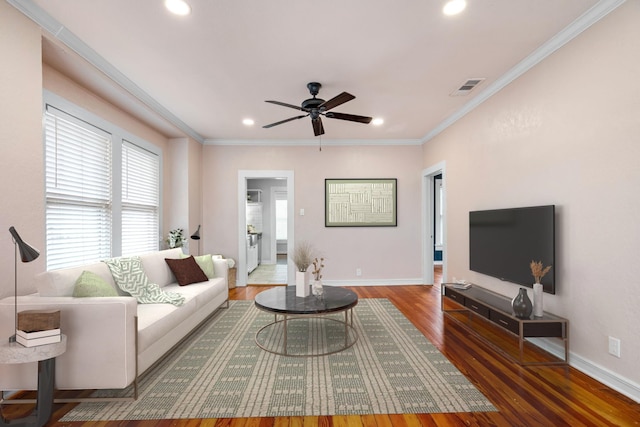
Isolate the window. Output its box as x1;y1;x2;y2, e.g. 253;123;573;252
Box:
275;191;287;240
121;141;160;256
44;93;161;270
44;107;112;270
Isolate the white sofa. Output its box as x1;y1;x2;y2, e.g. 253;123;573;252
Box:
0;248;229;393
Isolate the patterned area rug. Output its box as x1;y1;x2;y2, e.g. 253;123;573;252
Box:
61;299;495;421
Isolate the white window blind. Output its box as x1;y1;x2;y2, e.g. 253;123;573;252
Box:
121;141;160;255
44;107;112;270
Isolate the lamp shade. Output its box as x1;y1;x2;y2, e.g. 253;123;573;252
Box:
190;225;201;240
9;226;39;262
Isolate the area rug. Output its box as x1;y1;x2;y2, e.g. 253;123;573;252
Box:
61;299;495;421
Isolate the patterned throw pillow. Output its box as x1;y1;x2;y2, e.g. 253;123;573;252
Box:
73;270;118;297
166;256;209;286
103;257;185;306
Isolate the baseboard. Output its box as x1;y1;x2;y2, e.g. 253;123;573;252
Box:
323;279;427;286
530;338;640;403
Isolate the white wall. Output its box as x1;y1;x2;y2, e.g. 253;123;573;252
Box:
202;144;424;284
0;2;45;298
423;0;640;396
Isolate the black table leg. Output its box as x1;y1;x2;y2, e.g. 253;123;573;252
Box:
0;357;55;427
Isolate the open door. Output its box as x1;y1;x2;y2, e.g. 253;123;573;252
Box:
422;162;446;285
237;170;295;287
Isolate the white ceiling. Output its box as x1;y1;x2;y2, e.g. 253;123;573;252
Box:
12;0;622;144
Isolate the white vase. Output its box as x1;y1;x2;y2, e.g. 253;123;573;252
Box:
533;283;544;317
296;271;310;297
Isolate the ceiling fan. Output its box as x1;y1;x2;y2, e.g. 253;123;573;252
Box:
263;82;373;136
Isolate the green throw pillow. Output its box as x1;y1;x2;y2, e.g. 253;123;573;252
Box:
73;270;119;297
180;253;215;279
103;257;185;306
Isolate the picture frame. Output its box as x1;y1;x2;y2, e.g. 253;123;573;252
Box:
325;178;397;227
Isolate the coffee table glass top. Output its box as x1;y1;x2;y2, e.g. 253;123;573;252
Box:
254;286;358;315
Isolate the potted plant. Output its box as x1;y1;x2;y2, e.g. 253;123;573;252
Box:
167;229;186;248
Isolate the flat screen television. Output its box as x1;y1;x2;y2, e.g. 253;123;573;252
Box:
469;205;555;294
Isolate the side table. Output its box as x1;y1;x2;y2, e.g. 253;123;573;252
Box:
0;335;66;427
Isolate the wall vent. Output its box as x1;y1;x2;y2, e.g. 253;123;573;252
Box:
450;78;485;96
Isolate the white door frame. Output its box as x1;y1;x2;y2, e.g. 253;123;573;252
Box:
237;170;295;287
421;162;447;285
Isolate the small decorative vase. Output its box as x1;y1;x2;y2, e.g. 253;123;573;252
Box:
532;283;544;317
311;279;324;297
512;288;533;319
295;270;310;297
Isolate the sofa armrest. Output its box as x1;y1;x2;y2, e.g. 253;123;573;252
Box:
0;295;137;391
212;258;229;286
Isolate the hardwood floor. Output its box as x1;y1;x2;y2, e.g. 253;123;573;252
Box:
4;275;639;426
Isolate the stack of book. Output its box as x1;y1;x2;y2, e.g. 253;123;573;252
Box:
15;328;61;347
16;309;62;347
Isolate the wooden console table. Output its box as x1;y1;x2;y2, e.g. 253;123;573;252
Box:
442;284;568;366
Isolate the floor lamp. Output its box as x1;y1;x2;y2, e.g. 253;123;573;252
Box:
190;225;201;256
8;226;40;343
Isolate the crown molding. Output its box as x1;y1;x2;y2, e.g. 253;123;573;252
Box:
420;0;627;144
7;0;205;144
9;0;625;147
204;138;423;146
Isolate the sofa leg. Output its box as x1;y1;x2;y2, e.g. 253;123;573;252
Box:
223;299;230;309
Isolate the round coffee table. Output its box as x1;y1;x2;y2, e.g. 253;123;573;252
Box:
254;286;358;357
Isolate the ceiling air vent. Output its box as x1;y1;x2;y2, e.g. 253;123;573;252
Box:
450;78;485;96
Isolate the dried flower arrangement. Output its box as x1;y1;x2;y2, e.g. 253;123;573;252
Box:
167;228;186;248
312;257;325;281
530;260;552;284
291;241;314;272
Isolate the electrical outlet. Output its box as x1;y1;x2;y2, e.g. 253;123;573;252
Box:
608;336;621;358
356;268;362;277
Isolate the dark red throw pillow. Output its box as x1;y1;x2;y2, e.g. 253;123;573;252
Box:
165;256;209;286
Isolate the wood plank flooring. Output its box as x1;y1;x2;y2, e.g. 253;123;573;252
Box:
3;274;639;426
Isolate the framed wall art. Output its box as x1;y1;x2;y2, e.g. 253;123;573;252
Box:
325;178;397;227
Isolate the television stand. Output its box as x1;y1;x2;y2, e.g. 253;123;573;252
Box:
441;284;568;366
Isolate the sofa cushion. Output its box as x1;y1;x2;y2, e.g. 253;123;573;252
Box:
165;256;209;286
35;262;118;297
72;270;119;297
180;253;215;278
104;257;185;306
139;248;184;288
136;295;197;354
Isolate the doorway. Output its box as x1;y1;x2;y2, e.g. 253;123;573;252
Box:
237;170;295;287
422;162;447;285
245;180;288;285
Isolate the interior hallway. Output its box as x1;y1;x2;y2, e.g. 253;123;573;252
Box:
247;254;287;285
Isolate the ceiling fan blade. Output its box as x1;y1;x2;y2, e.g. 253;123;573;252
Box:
325;112;373;124
319;92;355;111
265;100;306;111
262;114;308;128
312;117;325;136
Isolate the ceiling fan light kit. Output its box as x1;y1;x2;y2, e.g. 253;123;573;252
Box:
263;82;373;137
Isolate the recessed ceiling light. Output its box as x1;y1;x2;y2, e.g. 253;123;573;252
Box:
443;0;466;16
242;118;255;126
165;0;191;16
372;118;384;126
